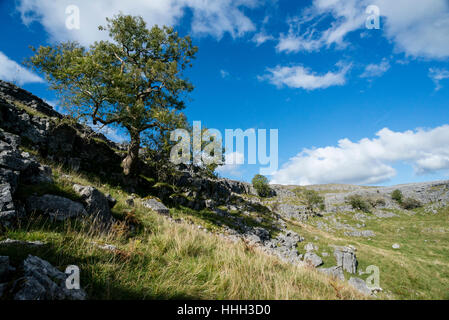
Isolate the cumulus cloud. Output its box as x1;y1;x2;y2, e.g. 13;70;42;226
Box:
271;125;449;186
360;58;390;78
259;62;351;90
276;0;449;59
0;51;44;85
429;68;449;91
252;32;275;46
16;0;260;45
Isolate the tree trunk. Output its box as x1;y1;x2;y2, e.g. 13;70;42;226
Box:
122;130;141;177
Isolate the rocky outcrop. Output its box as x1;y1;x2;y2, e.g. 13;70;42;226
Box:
304;252;324;267
0;81;123;177
333;246;358;274
6;255;87;300
348;277;373;296
73;184;114;223
142;198;170;216
26;195;87;221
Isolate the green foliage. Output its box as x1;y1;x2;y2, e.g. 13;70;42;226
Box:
252;174;271;198
391;189;403;203
345;195;372;213
303;190;325;213
400;197;422;210
367;197;386;208
27;14;197;176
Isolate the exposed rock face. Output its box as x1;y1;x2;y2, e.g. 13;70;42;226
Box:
265;230;304;264
348;277;373;296
0;80;61;118
304;252;323;267
12;255;87;300
0;81;123;177
244;227;271;245
73;184;114;223
142;198;170;216
334;246;358;274
26;195;87;221
318;266;345;281
0;183;15;228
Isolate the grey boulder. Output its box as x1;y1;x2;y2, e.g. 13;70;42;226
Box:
13;255;87;300
348;277;373;296
333;246;358;274
303;252;323;267
73;184;113;222
26;194;87;221
318;266;345;281
142;198;170;215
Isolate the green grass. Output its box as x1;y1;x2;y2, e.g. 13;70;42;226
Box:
0;164;364;300
286;206;449;300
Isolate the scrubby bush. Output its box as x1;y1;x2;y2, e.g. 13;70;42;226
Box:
303;190;325;213
391;189;403;203
400;197;422;210
367;197;386;208
252;174;271;198
346;195;372;213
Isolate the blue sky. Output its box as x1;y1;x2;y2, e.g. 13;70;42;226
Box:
1;0;449;186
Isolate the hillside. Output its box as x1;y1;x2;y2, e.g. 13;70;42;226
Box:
1;80;448;300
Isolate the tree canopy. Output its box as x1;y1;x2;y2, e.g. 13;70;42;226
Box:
27;14;198;177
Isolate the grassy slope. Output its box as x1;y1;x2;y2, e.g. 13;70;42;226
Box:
0;164;364;300
282;198;449;300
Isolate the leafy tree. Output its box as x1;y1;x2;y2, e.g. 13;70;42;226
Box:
252;174;271;198
391;189;403;203
303;190;325;213
27;14;197;177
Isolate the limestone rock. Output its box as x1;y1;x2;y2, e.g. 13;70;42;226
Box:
0;183;15;228
304;243;318;252
244;227;270;244
318;266;345;281
142;198;170;215
333;246;358;274
73;184;113;223
26;195;87;221
303;252;323;267
13;255;86;300
348;277;372;296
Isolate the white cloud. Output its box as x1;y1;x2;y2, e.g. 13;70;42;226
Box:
216;151;245;176
429;68;449;91
277;0;449;59
0;51;44;85
252;32;275;46
271;125;449;186
360;58;390;78
220;69;230;78
16;0;260;45
260;62;351;90
276;0;366;54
